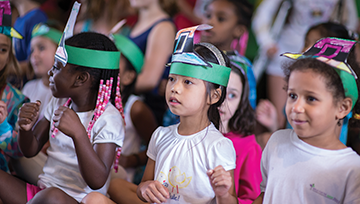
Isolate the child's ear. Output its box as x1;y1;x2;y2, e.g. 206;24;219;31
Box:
208;88;222;105
74;71;90;87
233;25;246;39
122;70;136;86
336;97;353;120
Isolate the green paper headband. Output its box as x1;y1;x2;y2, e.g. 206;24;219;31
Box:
170;62;230;87
65;45;120;69
112;34;144;73
32;24;62;44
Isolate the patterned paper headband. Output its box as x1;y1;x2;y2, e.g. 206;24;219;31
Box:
0;1;22;39
282;37;358;108
170;25;231;87
32;23;62;44
55;2;120;69
112;34;144;73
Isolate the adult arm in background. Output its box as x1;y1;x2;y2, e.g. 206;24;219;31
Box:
251;0;283;56
135;21;176;94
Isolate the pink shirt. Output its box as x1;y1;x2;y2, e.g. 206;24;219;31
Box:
224;132;262;204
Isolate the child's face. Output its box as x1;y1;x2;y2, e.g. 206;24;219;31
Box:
30;36;57;77
165;74;209;119
219;71;242;129
285;70;342;143
0;34;11;72
48;59;77;98
302;29;322;52
201;0;242;50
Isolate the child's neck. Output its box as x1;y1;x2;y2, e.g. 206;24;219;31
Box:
299;133;347;150
69;92;97;113
178;117;211;136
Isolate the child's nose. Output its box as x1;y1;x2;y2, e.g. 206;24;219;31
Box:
292;100;304;113
171;81;181;94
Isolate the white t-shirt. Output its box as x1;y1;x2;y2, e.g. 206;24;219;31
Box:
39;97;125;202
147;123;236;204
22;79;52;119
261;129;360;204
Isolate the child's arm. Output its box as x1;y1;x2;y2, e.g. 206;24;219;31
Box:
137;158;169;203
17;101;50;157
207;165;238;204
252;192;264;204
52;106;117;190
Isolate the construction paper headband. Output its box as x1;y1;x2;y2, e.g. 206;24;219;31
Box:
112;34;144;73
170;25;231;87
65;45;120;69
282;37;358;108
0;1;22;39
55;2;120;70
32;23;62;44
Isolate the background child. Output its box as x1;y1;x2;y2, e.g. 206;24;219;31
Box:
0;1;28;174
219;63;262;203
23;21;62;119
11;0;48;87
201;0;257;108
10;21;63;185
128;0;177;124
0;31;126;203
110;34;158;183
137;26;237;204
253;37;360;203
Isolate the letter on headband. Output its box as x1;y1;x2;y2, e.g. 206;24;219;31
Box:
281;37;358;108
0;1;22;39
169;24;231;87
112;34;144;73
32;23;62;45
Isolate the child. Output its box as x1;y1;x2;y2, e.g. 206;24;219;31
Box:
253;37;360;203
23;22;62;119
0;0;28;174
200;0;257;108
10;21;63;185
128;0;177;124
219;63;262;203
110;34;158;182
0;5;125;202
136;25;237;204
256;22;357;149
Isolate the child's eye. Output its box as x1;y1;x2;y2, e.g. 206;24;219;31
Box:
39;45;45;51
184;79;192;85
217;17;225;22
168;76;174;82
0;48;7;52
52;65;60;70
204;13;211;19
288;93;297;100
307;96;317;102
228;93;236;99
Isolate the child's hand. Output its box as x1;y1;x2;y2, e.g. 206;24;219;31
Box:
138;180;169;203
207;165;232;197
0;101;8;124
18;101;41;131
53;106;86;139
256;99;278;132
